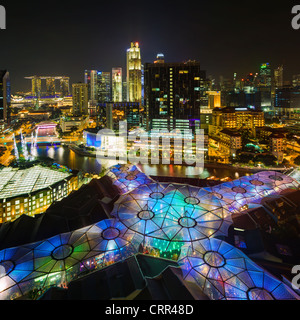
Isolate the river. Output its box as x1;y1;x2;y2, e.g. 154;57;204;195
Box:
35;145;251;179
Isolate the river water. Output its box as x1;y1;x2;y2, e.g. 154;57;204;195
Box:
35;145;251;179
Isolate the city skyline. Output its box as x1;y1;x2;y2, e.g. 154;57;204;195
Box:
0;0;299;92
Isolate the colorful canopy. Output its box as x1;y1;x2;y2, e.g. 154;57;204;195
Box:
105;164;154;194
178;237;300;300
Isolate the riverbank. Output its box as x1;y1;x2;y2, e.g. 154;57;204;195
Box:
68;143;286;174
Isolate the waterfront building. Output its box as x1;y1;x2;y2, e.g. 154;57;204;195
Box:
127;42;142;103
59;114;89;133
0;165;78;223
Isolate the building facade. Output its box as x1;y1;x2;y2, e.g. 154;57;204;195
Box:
72;83;88;115
127;42;142;103
144;59;205;132
0;166;79;223
112;68;123;102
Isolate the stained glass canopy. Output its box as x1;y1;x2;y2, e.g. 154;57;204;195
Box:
178;237;300;300
0;164;299;300
105;164;154;194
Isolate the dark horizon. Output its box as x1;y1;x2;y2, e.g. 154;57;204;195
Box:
0;0;299;93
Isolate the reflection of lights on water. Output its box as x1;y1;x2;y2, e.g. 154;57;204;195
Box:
47;147;55;158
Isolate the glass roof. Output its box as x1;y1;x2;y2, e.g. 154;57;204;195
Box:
203;171;300;212
178;237;300;300
0;164;299;300
0;166;72;200
0;219;143;300
111;182;233;244
105;164;154;194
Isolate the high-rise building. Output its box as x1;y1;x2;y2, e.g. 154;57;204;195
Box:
72;83;88;115
31;76;42;98
85;70;111;103
112;68;123;102
274;65;283;89
46;77;56;96
0;70;10;123
127;42;142;103
144;58;205;132
258;63;272;109
60;77;70;97
98;71;111;103
84;70;98;102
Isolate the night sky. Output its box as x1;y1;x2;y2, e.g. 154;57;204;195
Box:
0;0;299;93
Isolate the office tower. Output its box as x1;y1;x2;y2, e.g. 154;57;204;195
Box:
258;63;272;110
99;102;140;130
127;42;142;103
0;70;10;122
259;63;272;87
31;76;42;98
274;65;283;89
60;77;70;97
46;77;56;96
98;71;111;102
112;68;123;102
144;58;204;132
72;83;88;115
274;86;300;116
84;70;98;102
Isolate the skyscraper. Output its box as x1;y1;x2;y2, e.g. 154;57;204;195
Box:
84;70;98;102
31;76;42;98
46;77;56;96
274;65;283;89
0;70;10;123
127;42;142;103
72;83;88;115
112;68;123;102
60;77;70;97
98;71;111;103
258;63;272;110
144;58;204;132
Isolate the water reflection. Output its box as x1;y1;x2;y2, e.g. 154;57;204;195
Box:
35;146;251;179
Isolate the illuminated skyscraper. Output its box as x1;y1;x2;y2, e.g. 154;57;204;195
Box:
274;65;283;89
31;76;42;98
98;71;111;102
112;68;123;102
46;77;56;96
60;77;70;97
127;42;142;103
84;70;98;102
72;83;88;115
0;70;10;123
144;59;204;132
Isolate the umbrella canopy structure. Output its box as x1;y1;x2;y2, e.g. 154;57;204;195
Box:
203;171;300;212
178;237;300;300
0;219;143;300
105;164;154;194
111;183;233;253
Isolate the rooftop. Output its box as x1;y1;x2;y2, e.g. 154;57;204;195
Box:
0;165;72;200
